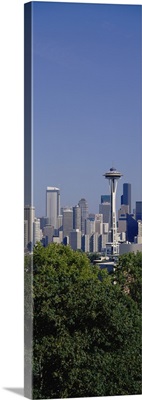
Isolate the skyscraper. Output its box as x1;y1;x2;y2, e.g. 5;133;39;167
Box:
78;198;88;234
121;183;131;213
70;230;81;251
99;195;110;224
95;214;103;234
101;195;110;204
135;201;142;221
63;208;73;239
43;225;54;244
46;187;60;229
73;205;81;231
118;204;129;234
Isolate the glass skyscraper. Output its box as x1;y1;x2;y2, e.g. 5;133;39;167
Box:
121;183;131;213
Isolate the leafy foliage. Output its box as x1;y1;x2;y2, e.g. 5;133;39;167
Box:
87;252;100;263
25;244;142;398
114;251;142;309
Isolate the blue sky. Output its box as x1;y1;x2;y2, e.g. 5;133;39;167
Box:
32;2;142;216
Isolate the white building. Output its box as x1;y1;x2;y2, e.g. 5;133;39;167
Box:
135;220;142;244
46;186;60;229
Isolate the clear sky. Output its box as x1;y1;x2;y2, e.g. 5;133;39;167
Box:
32;1;142;217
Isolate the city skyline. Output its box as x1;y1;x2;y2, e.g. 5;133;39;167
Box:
25;174;140;220
29;2;142;217
24;170;142;255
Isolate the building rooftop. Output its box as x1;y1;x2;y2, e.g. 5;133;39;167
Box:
46;186;60;191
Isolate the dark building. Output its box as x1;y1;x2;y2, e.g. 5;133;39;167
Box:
126;214;138;243
101;195;110;204
121;183;131;213
40;216;49;230
136;201;142;221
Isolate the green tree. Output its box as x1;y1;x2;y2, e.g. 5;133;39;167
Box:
114;251;142;309
24;253;33;398
87;252;100;263
31;244;141;398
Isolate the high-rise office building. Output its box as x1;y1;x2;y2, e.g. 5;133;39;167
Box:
81;234;90;252
101;195;110;204
90;233;99;253
24;205;35;247
40;216;49;230
121;183;131;213
85;217;95;236
95;214;103;235
70;229;81;251
99;195;110;224
46;187;60;229
78;198;88;234
43;224;54;244
99;203;110;224
73;205;81;231
136;201;142;221
127;214;138;242
118;204;129;234
63;208;73;238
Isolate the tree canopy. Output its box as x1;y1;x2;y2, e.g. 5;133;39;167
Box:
24;244;142;398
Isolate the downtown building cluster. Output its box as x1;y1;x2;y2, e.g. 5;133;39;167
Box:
24;172;142;256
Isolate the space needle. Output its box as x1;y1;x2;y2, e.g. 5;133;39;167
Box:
103;167;123;256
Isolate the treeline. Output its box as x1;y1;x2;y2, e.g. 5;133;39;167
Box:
24;244;142;399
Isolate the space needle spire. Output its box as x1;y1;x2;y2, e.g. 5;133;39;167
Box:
103;167;123;256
